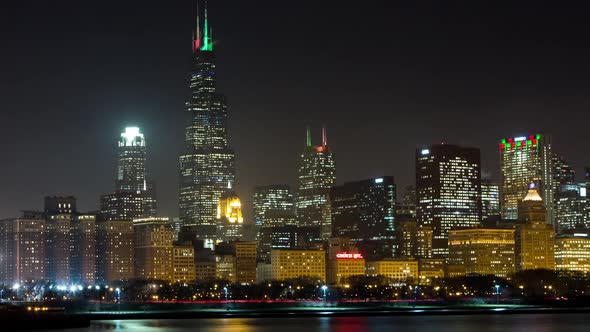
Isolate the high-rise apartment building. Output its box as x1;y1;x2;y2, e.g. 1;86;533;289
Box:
134;218;174;281
179;7;235;242
416;144;482;257
296;127;335;231
0;213;46;283
330;177;396;243
71;213;96;284
96;220;134;282
500;134;553;224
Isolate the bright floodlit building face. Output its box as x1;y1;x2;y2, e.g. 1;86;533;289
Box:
179;8;235;240
416;144;482;258
500;134;553;224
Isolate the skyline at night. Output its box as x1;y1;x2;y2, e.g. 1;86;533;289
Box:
2;1;590;221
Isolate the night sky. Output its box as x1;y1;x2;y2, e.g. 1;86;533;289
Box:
1;0;590;220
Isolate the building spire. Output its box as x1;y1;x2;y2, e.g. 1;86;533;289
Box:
200;1;213;51
322;126;327;146
306;126;312;147
192;2;201;53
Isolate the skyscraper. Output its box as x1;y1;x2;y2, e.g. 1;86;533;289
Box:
253;185;297;261
100;127;156;221
179;6;235;242
416;144;482;258
330;176;396;242
116;127;147;191
515;184;555;271
556;183;587;232
500;134;553;224
481;179;500;222
296;127;336;229
253;185;296;228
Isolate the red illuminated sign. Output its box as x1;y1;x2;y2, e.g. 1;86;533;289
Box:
336;252;364;259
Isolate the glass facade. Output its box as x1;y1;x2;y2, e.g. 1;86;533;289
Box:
416;144;482;258
481;180;500;221
179;10;235;240
330;176;396;242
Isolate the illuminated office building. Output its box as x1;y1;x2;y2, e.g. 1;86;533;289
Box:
418;258;445;285
330;177;396;243
396;220;432;258
296;127;336;231
254;185;297;260
555;233;590;273
179;6;235;242
173;245;196;282
515;185;555;271
481;180;500;222
270;249;326;281
556;184;587;233
0;214;46;283
328;252;366;286
253;185;296;228
365;259;419;282
395;185;416;219
448;228;516;278
500;134;553;224
416;144;482;258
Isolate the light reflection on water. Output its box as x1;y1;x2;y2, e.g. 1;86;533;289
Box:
67;314;589;332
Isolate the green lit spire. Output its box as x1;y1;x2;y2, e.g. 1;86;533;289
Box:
306;126;312;147
200;2;213;51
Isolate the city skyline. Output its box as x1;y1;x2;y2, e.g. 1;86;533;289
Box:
2;1;590;221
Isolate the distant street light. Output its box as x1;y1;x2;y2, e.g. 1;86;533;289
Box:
495;284;500;304
321;285;328;299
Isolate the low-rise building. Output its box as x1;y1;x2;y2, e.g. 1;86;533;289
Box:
271;249;326;282
365;259;418;282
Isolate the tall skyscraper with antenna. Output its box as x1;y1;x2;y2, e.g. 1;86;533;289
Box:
296;127;336;231
179;4;235;243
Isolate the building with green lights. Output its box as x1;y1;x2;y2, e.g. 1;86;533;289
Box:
416;144;482;258
296;127;336;233
179;7;235;242
499;134;554;224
